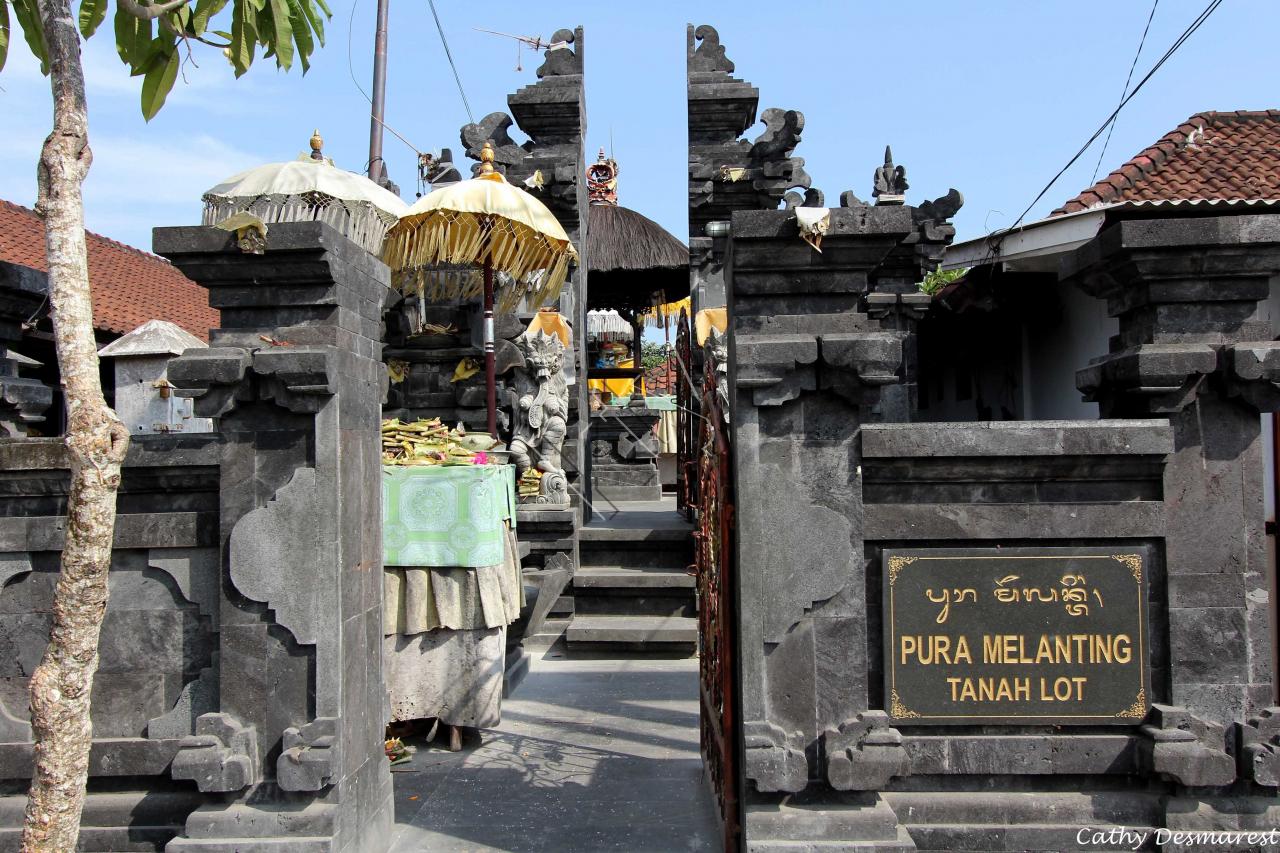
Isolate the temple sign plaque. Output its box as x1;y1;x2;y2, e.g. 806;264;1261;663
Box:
884;547;1149;725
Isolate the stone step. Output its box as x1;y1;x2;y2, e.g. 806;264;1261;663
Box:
580;548;693;571
574;567;696;589
580;524;693;542
565;615;698;653
573;570;696;617
522;615;570;652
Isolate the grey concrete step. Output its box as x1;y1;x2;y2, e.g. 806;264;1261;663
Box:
579;543;694;571
572;568;697;616
565;615;698;653
573;567;696;589
522;615;570;651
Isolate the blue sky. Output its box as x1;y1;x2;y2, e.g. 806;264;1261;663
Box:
1;0;1275;256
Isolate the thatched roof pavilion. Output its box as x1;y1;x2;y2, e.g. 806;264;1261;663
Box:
585;152;688;313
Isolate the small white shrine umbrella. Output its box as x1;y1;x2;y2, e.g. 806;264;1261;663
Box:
202;131;409;255
587;309;633;343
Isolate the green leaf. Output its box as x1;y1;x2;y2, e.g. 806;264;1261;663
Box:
255;3;272;48
169;4;192;32
191;0;229;37
10;0;48;73
140;45;179;120
267;0;291;69
113;6;153;71
298;0;323;47
287;0;310;72
311;0;330;17
228;0;256;76
78;0;107;38
0;0;11;73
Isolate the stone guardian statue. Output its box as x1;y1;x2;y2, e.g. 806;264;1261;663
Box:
508;329;569;505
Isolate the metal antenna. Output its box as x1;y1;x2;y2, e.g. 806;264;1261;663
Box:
474;27;571;70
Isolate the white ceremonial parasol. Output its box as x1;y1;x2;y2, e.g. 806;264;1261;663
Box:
202;131;410;255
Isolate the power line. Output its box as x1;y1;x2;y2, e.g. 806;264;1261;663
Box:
1004;0;1223;235
1090;0;1160;185
426;0;474;124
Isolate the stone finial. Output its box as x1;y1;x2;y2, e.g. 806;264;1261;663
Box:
309;129;324;161
840;190;869;208
586;148;619;206
689;24;734;73
478;141;496;176
536;27;582;78
461;112;527;175
425;148;462;186
750;108;804;163
873;145;908;204
783;188;825;210
914;188;964;223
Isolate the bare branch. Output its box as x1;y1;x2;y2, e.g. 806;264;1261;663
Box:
117;0;190;21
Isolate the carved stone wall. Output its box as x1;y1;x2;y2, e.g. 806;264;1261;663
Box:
0;435;221;848
687;24;812;313
727;211;1280;850
160;222;391;851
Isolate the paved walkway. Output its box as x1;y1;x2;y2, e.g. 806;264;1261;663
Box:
389;653;719;853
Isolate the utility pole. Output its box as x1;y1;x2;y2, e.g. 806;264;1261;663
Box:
367;0;390;183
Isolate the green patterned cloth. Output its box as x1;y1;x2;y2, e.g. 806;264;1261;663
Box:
382;465;517;568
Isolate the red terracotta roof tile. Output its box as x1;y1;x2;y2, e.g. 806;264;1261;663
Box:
643;357;679;396
0;199;216;340
1053;110;1280;216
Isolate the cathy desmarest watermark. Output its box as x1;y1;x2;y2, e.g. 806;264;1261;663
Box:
1078;826;1280;849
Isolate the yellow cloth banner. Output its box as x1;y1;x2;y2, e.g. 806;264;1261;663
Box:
696;307;728;346
526;309;572;347
589;357;641;398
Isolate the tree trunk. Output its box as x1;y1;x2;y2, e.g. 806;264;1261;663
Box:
20;0;130;848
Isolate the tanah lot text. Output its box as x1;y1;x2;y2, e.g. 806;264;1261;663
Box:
883;548;1148;723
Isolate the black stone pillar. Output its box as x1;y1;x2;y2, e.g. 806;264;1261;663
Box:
727;207;921;847
159;223;393;851
1064;215;1280;824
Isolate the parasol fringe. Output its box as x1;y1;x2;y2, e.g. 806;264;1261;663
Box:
202;193;400;255
383;209;576;313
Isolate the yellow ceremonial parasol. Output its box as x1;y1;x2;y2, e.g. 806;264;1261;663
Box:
382;141;578;437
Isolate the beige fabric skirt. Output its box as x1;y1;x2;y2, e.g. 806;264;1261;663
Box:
383;524;524;633
382;524;524;726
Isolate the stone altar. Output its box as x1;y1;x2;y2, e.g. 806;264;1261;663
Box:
589;406;661;504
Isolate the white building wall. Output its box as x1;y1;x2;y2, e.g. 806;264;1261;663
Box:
1023;280;1117;421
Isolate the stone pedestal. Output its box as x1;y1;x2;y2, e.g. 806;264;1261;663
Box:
159;222;393;852
589;407;661;503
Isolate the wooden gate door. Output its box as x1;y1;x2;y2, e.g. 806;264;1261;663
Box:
695;338;739;851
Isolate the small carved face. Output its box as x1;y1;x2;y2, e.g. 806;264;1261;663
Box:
520;330;565;381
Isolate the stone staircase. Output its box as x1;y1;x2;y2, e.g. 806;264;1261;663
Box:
564;504;697;655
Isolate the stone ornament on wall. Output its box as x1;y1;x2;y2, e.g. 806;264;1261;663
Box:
509;329;570;505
